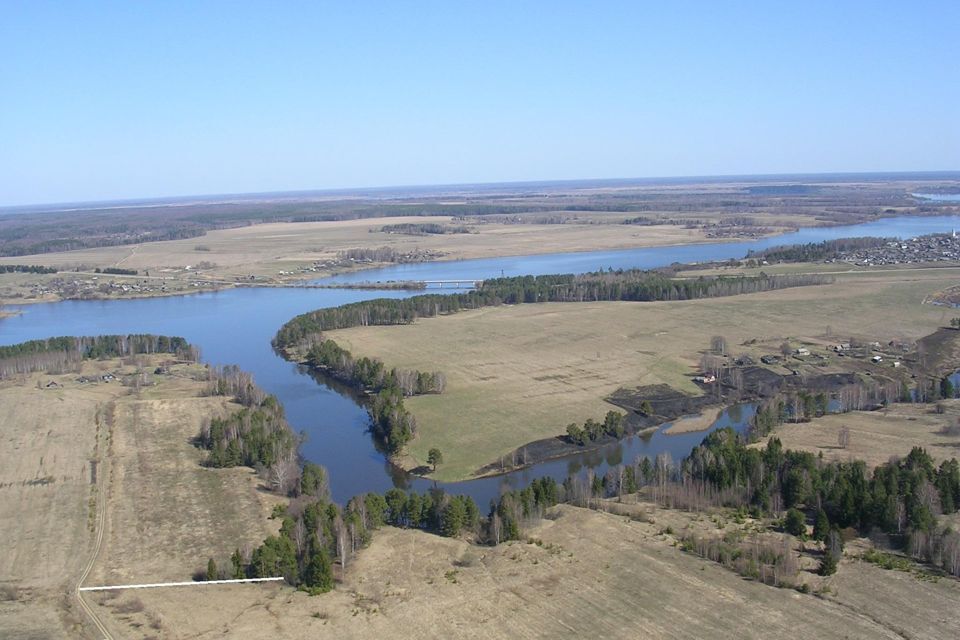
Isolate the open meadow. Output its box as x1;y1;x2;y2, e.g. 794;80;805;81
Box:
328;267;960;480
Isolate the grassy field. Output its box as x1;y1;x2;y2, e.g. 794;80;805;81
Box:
0;357;279;639
329;267;960;480
0;214;766;305
110;502;960;639
753;400;960;467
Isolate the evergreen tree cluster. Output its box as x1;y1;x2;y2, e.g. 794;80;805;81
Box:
370;387;417;453
197;367;299;482
94;267;138;275
382;488;481;538
565;411;625;445
489;477;562;543
198;396;297;470
274;270;831;348
748;392;828;440
682;428;960;557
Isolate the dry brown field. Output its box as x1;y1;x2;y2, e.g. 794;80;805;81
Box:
5;356;959;639
104;503;960;639
753;400;960;467
328;267;960;480
0;358;279;639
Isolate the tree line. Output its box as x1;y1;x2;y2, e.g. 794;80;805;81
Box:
379;222;473;235
94;267;138;275
747;374;960;442
306;338;445;396
0;334;197;379
274;269;832;348
222;423;960;597
304;338;446;453
0;226;204;257
0;264;57;274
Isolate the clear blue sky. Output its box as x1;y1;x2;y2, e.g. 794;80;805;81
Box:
1;1;957;206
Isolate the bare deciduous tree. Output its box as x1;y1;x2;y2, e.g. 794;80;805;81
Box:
838;425;850;449
710;335;728;356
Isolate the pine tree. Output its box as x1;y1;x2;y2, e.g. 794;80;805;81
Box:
784;508;806;538
231;549;245;579
303;542;334;594
813;509;830;542
819;552;838;576
206;557;218;581
441;498;466;537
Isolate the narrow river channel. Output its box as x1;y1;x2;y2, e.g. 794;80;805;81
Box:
3;215;959;505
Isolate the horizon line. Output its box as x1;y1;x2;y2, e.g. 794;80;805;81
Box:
3;169;959;213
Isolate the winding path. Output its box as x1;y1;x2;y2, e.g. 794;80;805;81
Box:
75;404;113;640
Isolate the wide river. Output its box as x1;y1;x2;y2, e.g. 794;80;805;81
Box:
3;215;960;506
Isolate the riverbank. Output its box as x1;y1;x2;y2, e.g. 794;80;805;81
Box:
325;266;959;481
5;214;960;504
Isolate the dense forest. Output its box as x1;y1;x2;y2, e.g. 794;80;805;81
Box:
746;237;890;263
0;334;197;379
275;270;832;348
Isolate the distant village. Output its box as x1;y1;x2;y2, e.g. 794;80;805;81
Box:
27;276;222;300
828;232;960;266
